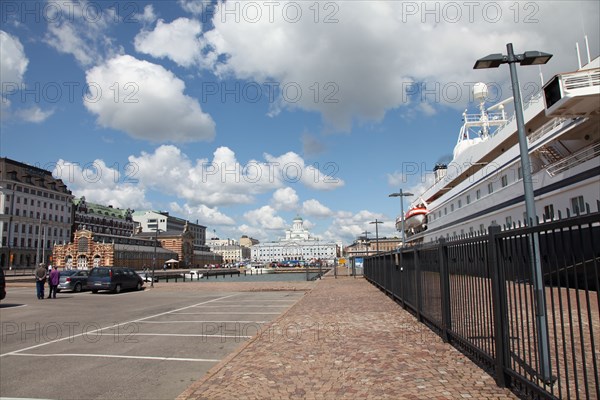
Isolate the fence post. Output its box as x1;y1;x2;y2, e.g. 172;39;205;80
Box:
488;223;509;387
414;247;423;323
438;238;451;343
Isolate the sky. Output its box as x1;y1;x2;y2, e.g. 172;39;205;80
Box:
1;0;599;245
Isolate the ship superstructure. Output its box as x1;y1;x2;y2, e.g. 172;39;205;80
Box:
398;57;600;243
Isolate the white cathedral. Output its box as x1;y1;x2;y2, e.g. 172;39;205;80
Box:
251;216;338;264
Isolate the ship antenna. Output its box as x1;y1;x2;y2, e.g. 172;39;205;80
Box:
585;35;591;65
576;42;582;69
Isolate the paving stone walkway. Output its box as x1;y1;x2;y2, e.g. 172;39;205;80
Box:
177;273;518;400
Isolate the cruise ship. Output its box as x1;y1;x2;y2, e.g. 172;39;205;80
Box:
399;55;600;243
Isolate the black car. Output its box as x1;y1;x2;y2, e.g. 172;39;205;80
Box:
86;267;144;293
57;269;89;292
0;267;6;301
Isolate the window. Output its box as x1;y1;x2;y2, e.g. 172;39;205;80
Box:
501;175;508;187
543;205;555;221
466;195;471;204
458;199;462;208
476;189;481;200
505;216;513;227
571;196;585;215
518;166;523;180
487;182;494;194
450;204;454;212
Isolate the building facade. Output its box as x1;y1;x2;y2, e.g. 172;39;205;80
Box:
239;235;259;248
73;197;135;240
132;210;208;250
343;237;403;258
209;244;251;264
251;216;338;264
53;229;176;270
0;158;73;267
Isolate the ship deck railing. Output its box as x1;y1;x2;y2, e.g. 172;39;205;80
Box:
546;141;600;176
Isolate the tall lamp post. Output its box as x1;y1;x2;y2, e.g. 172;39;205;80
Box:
369;219;383;253
389;189;413;247
151;226;163;288
474;43;553;382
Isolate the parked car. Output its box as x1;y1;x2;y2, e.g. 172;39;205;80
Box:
86;267;144;293
56;269;89;292
0;267;6;301
137;271;158;283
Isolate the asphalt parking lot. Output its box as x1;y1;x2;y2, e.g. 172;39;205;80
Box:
0;285;305;400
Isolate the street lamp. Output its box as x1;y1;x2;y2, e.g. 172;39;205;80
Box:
369;219;383;253
474;43;553;382
151;225;163;287
389;189;413;247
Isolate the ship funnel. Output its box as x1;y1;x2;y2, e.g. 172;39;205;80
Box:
433;163;447;182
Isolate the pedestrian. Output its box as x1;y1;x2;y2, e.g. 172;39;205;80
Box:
47;264;52;293
35;263;47;300
48;265;60;299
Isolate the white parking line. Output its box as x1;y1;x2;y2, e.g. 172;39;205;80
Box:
191;305;291;308
139;320;267;324
169;311;281;315
0;293;238;358
12;353;219;362
133;333;253;339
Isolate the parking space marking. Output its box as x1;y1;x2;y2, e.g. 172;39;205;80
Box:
169;311;281;315
12;353;219;362
190;305;292;308
132;333;254;339
139;320;267;324
0;293;238;358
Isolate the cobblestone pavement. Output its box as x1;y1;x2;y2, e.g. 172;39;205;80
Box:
177;274;518;400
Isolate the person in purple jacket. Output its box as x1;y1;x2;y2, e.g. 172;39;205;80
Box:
48;265;60;299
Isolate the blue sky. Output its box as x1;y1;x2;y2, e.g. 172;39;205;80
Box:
1;0;599;244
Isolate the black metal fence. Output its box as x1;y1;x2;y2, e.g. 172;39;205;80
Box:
364;207;600;400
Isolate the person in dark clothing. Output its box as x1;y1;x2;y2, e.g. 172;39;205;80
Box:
35;263;47;300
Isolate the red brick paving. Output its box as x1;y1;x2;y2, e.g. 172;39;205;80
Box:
176;273;517;400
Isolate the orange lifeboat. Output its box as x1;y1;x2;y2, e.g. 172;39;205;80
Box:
399;204;428;235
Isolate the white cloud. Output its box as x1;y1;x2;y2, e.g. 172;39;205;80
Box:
301;199;333;218
244;206;287;230
199;1;599;130
134;18;208;68
169;202;236;226
15;107;54;123
84;55;215;142
271;187;299;211
127;145;339;208
53;159;150;210
264;151;344;191
136;5;157;24
322;209;389;244
178;0;209;15
0;30;28;89
43;3;119;67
